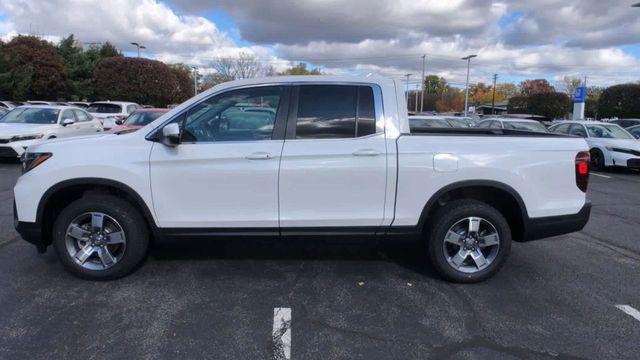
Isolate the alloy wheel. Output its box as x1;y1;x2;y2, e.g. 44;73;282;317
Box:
64;212;127;271
442;217;500;274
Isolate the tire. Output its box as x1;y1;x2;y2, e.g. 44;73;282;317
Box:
426;199;511;283
52;195;149;280
590;148;605;171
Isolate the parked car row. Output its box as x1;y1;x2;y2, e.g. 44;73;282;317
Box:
408;115;640;171
0;103;169;158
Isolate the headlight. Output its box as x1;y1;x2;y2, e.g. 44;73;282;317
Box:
21;152;52;174
11;133;44;142
605;147;640;156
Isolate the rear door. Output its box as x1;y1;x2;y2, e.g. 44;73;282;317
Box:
278;84;387;230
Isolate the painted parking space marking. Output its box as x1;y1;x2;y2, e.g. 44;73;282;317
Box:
272;307;291;360
616;305;640;322
591;172;611;179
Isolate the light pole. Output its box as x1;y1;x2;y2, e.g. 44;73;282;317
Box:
192;66;198;96
130;42;146;58
462;54;477;117
420;55;426;113
404;73;413;103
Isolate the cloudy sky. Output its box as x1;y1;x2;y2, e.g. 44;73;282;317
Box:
1;0;639;88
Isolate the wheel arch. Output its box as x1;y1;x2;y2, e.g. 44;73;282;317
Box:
37;178;157;246
417;180;529;242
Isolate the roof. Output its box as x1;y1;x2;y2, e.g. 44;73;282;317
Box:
209;75;396;92
15;104;83;110
89;101;139;105
550;120;622;126
489;117;542;123
132;108;169;113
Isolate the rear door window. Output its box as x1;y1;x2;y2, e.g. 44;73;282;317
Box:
294;85;377;139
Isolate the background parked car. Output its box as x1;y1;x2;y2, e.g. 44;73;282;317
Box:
109;108;169;134
549;121;639;170
26;101;55;106
610;119;640;129
0;105;102;158
625;125;640;139
0;101;24;110
408;116;452;130
477;118;548;133
86;101;141;130
69;102;90;108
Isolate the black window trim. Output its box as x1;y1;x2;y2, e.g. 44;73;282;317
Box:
284;83;384;141
145;81;384;142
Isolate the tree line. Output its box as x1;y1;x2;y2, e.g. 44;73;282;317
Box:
1;34;638;115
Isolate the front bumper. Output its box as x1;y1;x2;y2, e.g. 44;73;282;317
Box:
0;139;39;158
521;201;591;242
13;200;47;252
627;158;640;169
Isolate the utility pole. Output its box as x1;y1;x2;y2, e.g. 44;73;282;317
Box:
404;74;412;103
192;66;198;96
414;84;419;113
420;55;426;113
130;42;146;58
491;74;498;115
462;55;477;117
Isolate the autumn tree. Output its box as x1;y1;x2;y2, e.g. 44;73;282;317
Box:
278;63;322;75
0;35;66;100
558;76;583;97
94;57;184;106
168;64;195;103
519;79;555;96
496;83;517;99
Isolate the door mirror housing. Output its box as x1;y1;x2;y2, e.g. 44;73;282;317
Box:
62;118;75;126
115;119;124;125
160;123;181;146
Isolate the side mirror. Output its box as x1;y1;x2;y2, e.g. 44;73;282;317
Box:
160;123;181;146
115;119;124;125
62;118;75;126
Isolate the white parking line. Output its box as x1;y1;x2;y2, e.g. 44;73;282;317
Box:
272;307;291;360
616;305;640;322
591;172;611;179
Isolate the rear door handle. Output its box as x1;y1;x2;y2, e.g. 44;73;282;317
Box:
246;152;273;160
352;149;381;157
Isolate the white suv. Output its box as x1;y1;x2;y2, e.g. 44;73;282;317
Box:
0;105;103;158
87;101;141;130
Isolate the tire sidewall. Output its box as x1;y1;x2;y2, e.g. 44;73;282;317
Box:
52;195;149;280
590;149;604;170
427;200;512;283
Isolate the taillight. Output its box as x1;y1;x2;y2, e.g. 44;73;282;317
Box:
575;151;590;192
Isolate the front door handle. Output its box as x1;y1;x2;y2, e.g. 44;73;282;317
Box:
246;152;273;160
352;149;381;157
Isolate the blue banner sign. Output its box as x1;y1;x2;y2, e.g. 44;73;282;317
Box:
572;87;586;103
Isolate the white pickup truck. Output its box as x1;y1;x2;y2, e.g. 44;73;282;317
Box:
13;76;591;282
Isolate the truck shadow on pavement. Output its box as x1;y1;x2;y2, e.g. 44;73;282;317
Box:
150;235;440;279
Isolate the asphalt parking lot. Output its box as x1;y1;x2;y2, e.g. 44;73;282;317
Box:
0;162;639;360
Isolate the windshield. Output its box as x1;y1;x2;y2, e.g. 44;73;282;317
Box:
124;111;165;126
87;103;122;114
503;121;548;132
0;108;59;124
409;117;451;128
586;124;633;139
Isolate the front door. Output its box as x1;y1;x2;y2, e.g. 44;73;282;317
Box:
149;85;289;229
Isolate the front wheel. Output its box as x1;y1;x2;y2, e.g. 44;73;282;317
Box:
426;200;511;283
52;195;149;280
590;149;605;171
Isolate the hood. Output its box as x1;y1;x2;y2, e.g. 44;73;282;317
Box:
0;123;56;138
588;137;640;150
109;125;143;134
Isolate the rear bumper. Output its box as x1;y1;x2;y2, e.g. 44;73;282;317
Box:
521;202;591;242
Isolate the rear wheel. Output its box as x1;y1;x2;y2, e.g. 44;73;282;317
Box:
590;148;605;171
52;195;149;280
426;200;511;283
